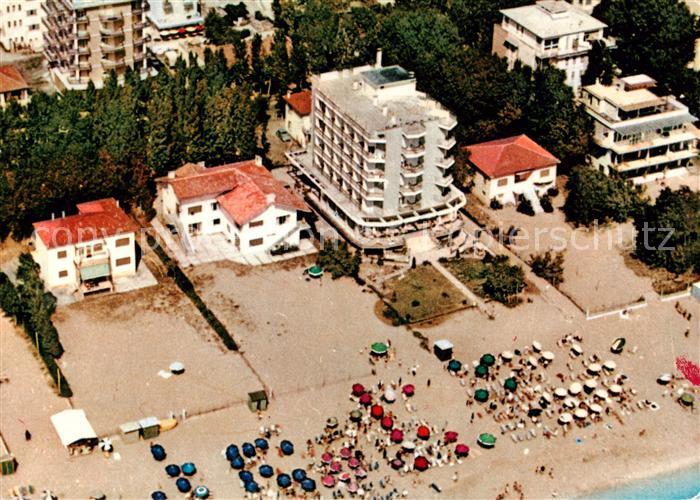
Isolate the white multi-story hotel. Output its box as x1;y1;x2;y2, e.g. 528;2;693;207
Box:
32;198;138;295
0;0;43;51
287;52;466;251
581;75;699;183
146;0;203;38
492;0;609;89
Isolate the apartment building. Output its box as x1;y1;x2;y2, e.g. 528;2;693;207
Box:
581;75;699;183
43;0;148;91
147;0;203;38
0;65;31;108
287;52;465;251
0;0;43;51
157;158;310;258
492;0;608;89
32;198;138;295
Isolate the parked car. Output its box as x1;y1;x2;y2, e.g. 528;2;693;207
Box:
276;128;291;142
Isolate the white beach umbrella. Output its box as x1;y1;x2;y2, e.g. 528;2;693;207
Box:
384;388;397;403
569;382;583;395
587;363;602;374
570;344;583;357
603;360;617;372
527;356;538;368
532;341;542;353
541;351;555;362
588;403;603;414
609;384;622;395
574;408;588;419
501;351;514;361
594;389;608;401
554;387;567;398
584;379;598;392
563;397;577;409
558;413;573;424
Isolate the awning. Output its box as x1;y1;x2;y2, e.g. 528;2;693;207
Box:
80;263;110;281
51;409;98;448
613;113;697;137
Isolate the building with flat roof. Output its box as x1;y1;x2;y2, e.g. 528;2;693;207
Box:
565;0;601;14
581;75;699;183
492;0;609;89
287;52;465;251
0;65;30;108
43;0;148;90
0;0;43;51
147;0;203;37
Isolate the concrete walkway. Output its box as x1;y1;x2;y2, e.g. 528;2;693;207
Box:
431;259;496;319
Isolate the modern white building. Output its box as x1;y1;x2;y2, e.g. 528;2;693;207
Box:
0;0;43;51
157;158;310;258
287;52;466;251
565;0;601;14
284;90;312;148
581;74;699;183
32;198;139;295
146;0;203;38
492;0;609;89
464;135;559;210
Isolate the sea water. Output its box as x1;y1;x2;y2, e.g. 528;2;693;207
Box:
585;464;700;500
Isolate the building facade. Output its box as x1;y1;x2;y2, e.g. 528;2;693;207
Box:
0;65;31;108
284;90;312;148
565;0;601;14
465;135;559;209
146;0;203;37
157;158;310;257
0;0;43;51
43;0;148;91
581;75;699;183
32;199;138;295
287;53;465;250
492;0;608;89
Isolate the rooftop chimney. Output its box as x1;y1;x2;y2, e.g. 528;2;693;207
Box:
255;155;263;166
266;193;276;203
376;49;383;68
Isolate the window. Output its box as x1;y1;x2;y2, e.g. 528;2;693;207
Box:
188;205;202;215
249;238;263;247
115;257;131;267
59;270;68;278
540;169;550;178
115;237;130;247
277;215;289;225
211;202;219;210
213;218;221;225
544;38;558;50
28;9;36;15
93;243;103;252
57;250;68;259
249;220;263;228
497;178;508;187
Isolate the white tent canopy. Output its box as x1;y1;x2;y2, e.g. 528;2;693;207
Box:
50;409;97;448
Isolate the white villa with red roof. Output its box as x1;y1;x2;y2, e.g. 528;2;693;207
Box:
157;157;310;259
284;90;312;147
464;134;559;209
32;199;139;295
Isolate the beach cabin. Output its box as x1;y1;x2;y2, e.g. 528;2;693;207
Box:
51;409;98;456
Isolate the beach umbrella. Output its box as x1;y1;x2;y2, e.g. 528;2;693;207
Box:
402;384;415;397
504;378;518;392
348;457;360;469
501;350;514;361
225;444;240;461
230;456;244;470
680;393;695;406
238;471;254;484
176;478;191;493
609;384;622;395
330;460;342;473
532;341;542;352
370;404;384;419
355;467;367;478
150;444;166;461
589;403;603;414
417;425;430;440
301;479;316;492
584;379;598;393
402;440;416;451
414;456;429;471
455;444;470;457
322;475;336;488
528;407;542;418
193;486;209;499
657;373;672;385
558;413;572;424
603;360;616;372
610;337;626;354
554;387;567;398
292;468;307;482
151;492;167;500
326;417;339;429
370;342;389;355
255;438;269;450
165;464;181;477
339;447;352;460
587;363;602;375
276;474;292;489
474;389;489;403
569;382;583;395
280;440;294;455
352;383;365;396
259;465;274;478
244;481;259;494
347;481;359;493
391;458;404;470
541;351;555;363
181;462;197;476
99;438;113;453
169;361;185;375
571;344;583;357
448;360;462;372
307;265;323;278
480;354;496;367
475;365;488;378
563;397;576;409
574;408;588;419
444;431;459;443
381;416;394;430
339;472;351;482
321;452;333;464
477;433;496;449
594;389;608;400
527;355;539;368
359;393;372;406
242;442;256;458
350;409;363;421
384;388;397;403
390;429;404;443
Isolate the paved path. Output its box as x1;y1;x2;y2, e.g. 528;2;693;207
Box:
431;259;496;318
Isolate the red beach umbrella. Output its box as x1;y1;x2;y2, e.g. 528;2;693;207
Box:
359;393;372;406
352;383;365;397
347;482;359;493
381;416;394;430
390;429;404;443
348;457;360;469
455;444;470;457
444;431;459;443
414;456;429;471
322;475;336;488
321;452;333;464
370;404;384;419
330;461;342;473
339;472;351;482
402;384;415;397
339;447;352;460
391;458;404;470
417;425;430;440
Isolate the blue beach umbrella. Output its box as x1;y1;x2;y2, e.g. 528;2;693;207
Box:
225;444;240;461
238;470;254;484
301;478;316;492
280;440;294;456
292;468;306;482
255;438;269;450
176;477;191;493
151;491;167;500
181;462;197;476
259;464;274;478
242;442;256;458
150;444;166;461
245;481;260;493
165;464;180;477
193;486;209;499
230;456;245;470
276;473;292;488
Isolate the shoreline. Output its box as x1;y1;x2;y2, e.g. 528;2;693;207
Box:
578;455;700;498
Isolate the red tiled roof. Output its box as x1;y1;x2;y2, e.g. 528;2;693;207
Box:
284;90;312;116
163;159;309;226
33;198;138;249
463;135;559;179
0;65;28;94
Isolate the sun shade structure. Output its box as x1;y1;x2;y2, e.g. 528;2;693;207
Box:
292;468;307;482
370;404;384;419
351;383;365;396
230;456;244;469
307;265;323;278
417;425;430;440
181;462;197;476
259;465;274;478
447;360;462;372
176;478;191;493
611;337;626;354
238;471;253;484
444;431;458;443
276;474;292;488
480;354;496;367
474;389;489;402
477;433;496;448
504;378;518;392
280;440;295;455
455;444;470;457
50;409;98;451
193;485;209;499
413;456;429;471
475;365;489;378
359;393;372;406
165;464;181;477
370;342;389;355
402;384;415;397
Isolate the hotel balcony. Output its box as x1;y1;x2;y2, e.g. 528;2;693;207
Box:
401;161;424;174
438;117;457;131
435;174;454;188
403;127;426;139
133;36;146;46
134;52;145;62
99;13;122;22
77;45;90;55
438;137;457;151
362;187;384;201
400;183;423;196
77;30;90;40
402;145;425;159
101;42;125;53
436;156;455;169
100;26;124;37
73;60;91;70
102;57;126;69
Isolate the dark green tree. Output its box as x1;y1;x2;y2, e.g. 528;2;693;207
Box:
529;251;565;286
582;39;615;86
482;255;526;304
317;240;361;279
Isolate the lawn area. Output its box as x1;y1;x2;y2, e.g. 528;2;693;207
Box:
382;263;469;324
443;257;489;297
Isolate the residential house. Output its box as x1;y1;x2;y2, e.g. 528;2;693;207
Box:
0;0;43;51
492;0;609;89
464;135;559;209
157;158;310;257
581;74;699;183
32;199;139;295
284;90;312;148
287;51;465;251
0;65;30;108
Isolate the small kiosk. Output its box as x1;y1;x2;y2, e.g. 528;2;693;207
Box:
248;391;269;412
433;339;454;361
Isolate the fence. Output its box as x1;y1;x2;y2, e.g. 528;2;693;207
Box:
585;297;648;320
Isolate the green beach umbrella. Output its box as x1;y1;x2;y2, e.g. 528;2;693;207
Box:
475;365;488;378
447;360;462;372
349;410;362;421
371;342;389;355
474;389;489;403
480;354;496;367
504;377;517;392
680;393;695;406
477;433;496;448
308;265;323;278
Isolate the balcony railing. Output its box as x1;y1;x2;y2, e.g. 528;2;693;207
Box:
435;174;454;187
401;162;424;174
400;183;423;196
436;156;455;169
438;137;457;150
102;58;126;68
99;13;122;22
100;26;123;36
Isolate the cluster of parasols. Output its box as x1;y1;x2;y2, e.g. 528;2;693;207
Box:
148;444;209;499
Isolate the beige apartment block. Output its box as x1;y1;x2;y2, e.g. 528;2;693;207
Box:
0;0;43;51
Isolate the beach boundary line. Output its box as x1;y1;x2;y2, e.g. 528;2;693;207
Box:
585;297;648;320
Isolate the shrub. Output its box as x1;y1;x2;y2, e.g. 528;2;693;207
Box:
490;198;503;210
517;196;535;216
481;255;526;304
317;240;361;279
529;251;565;286
540;195;554;213
547;187;559;198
